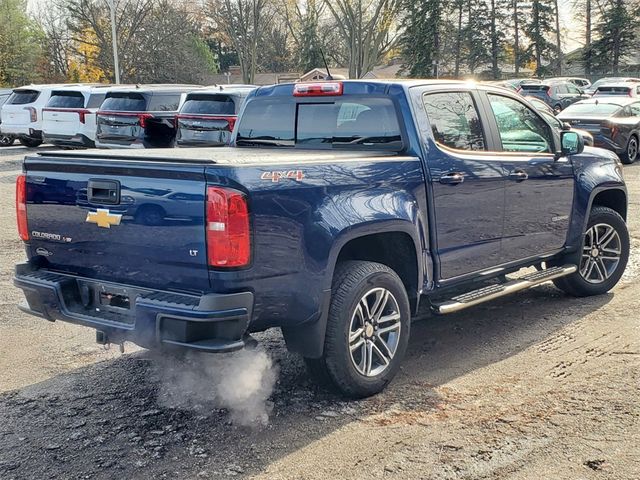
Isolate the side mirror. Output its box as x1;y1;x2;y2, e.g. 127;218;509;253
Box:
557;130;584;159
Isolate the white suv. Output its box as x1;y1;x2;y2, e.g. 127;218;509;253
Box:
42;85;114;148
0;84;83;147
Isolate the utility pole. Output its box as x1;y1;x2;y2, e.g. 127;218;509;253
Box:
108;0;120;84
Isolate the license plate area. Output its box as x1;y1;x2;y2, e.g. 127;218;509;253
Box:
99;290;130;310
66;280;141;325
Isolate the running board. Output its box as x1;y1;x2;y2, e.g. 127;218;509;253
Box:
432;265;577;315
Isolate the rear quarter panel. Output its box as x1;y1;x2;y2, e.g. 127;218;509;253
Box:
205;157;427;332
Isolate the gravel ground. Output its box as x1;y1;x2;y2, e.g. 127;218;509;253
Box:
0;147;638;479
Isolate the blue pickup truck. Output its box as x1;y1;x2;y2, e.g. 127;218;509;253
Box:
15;80;629;397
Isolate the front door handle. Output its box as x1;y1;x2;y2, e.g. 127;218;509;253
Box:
439;172;465;185
509;170;529;182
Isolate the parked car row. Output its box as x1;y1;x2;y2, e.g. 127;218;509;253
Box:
0;83;256;150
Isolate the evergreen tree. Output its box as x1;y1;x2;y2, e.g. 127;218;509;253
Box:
523;0;556;76
400;0;445;78
588;0;637;75
464;0;492;75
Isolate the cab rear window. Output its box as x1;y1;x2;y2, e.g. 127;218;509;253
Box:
100;93;147;112
47;91;85;108
181;94;238;115
8;90;40;105
236;97;402;150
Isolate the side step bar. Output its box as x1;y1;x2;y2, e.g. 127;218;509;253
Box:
432;265;577;315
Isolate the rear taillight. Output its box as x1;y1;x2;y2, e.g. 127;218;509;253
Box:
547;87;552;95
138;113;153;128
24;107;37;122
16;174;28;241
206;186;250;268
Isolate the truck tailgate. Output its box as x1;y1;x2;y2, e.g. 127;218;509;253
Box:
24;154;210;292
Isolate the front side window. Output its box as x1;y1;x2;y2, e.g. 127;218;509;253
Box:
422;92;486;151
488;94;554;153
147;94;181;111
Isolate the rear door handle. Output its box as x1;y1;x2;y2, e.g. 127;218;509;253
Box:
439;172;465;185
509;170;529;182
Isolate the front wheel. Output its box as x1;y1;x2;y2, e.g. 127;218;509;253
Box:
622;135;638;164
553;206;629;297
305;261;411;398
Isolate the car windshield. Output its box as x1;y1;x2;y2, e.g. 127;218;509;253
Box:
236;96;403;150
181;94;237;115
100;93;147;112
520;85;548;92
47;91;85;108
561;103;622;116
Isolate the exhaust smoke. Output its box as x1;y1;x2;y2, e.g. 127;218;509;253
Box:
154;348;278;427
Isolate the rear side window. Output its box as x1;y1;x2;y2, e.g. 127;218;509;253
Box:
236;97;402;150
100;93;147;112
147;94;181;111
422;92;486;151
47;91;85;108
8;90;40;105
181;94;237;115
87;93;106;109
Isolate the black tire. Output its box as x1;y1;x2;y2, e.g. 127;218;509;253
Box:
0;135;14;147
304;261;411;398
553;206;629;297
19;137;43;148
621;135;638;165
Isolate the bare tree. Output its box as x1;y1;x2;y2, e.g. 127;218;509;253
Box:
322;0;401;78
36;5;72;80
206;0;269;83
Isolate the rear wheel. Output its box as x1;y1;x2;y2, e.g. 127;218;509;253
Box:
19;137;43;148
553;206;629;297
304;261;411;398
622;135;638;164
0;135;14;147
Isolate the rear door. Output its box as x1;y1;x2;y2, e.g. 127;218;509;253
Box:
43;90;86;135
2;89;41;127
177;93;240;145
417;89;506;279
96;93;148;144
481;92;574;261
24;154;210;292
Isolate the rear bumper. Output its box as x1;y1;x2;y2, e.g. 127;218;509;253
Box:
95;139;146;149
44;133;94;148
14;263;253;353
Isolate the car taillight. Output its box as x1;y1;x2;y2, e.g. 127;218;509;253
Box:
24;107;37;122
138;113;153;128
16;174;28;241
293;82;343;96
547;87;552;95
206;186;250;268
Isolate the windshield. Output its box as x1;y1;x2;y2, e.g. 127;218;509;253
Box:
561;103;621;116
236;96;403;150
100;93;147;112
181;94;238;115
47;91;85;108
520;85;548;92
595;86;631;95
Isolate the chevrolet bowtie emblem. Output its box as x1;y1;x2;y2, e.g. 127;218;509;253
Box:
86;209;122;228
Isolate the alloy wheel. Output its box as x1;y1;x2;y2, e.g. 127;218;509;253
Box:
628;137;638;163
348;287;402;377
580;223;622;284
